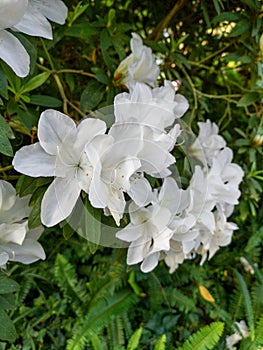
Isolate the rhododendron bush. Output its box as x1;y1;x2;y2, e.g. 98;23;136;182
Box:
0;1;262;349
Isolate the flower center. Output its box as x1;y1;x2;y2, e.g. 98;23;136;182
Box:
0;0;28;30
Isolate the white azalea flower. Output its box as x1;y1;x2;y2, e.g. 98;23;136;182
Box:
207;147;244;207
0;180;45;267
196;207;238;265
86;122;176;225
13;109;106;227
190;119;226;166
116;201;173;273
0;0;67;77
114;33;160;90
114;81;189;130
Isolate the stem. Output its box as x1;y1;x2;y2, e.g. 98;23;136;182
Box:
180;66;198;126
41;39;89;117
0;165;13;173
148;0;187;41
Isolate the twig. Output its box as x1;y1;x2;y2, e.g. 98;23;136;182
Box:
148;0;188;41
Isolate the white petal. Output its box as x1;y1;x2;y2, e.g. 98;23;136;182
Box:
41;175;81;227
141;252;159;272
0;195;30;224
13;143;56;177
76;118;106;152
0;180;16;212
38;109;77;155
0;30;29;77
30;0;68;24
0;252;9;267
0;222;27;245
128;176;153;207
12;3;53;39
3;238;45;264
0;0;28;29
116;224;143;242
89;176;109;209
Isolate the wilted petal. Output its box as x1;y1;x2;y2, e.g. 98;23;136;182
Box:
0;30;29;77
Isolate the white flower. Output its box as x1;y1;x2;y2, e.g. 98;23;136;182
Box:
207;147;244;207
13;109;106;227
226;320;250;350
86;122;176;225
196;207;238;265
0;0;67;77
190;120;226;166
114;82;189;131
116;201;173;273
0;180;45;267
114;33;160;90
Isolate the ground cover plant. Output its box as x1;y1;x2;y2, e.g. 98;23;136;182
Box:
0;0;262;349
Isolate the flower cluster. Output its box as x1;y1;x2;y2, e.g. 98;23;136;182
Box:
0;0;67;77
0;180;45;268
13;32;243;273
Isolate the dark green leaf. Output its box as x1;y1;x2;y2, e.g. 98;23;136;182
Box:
0;276;19;294
80;80;105;113
0;114;14;139
0;133;13;157
0;310;16;341
237;92;259;107
29;95;62;107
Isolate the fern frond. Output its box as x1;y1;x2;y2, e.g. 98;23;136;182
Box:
107;316;125;349
89;330;106;350
126;327;143;350
169;287;196;312
176;322;224;350
66;290;137;350
55;254;88;312
242;315;263;350
154;334;166;350
234;270;255;340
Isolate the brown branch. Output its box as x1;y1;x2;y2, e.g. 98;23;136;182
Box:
148;0;188;41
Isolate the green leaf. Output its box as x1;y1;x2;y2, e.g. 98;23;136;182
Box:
0;310;16;342
0;115;14;139
29;95;62;107
229;19;250;37
176;322;224;350
66;24;99;41
91;68;110;85
0;294;16;310
28;189;46;229
20;72;51;94
0;133;13;156
0;67;8;99
0;276;19;294
77;199;101;254
212;11;242;24
237;93;259;107
80;80;105;113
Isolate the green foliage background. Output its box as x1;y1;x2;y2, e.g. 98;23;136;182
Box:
0;0;262;349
